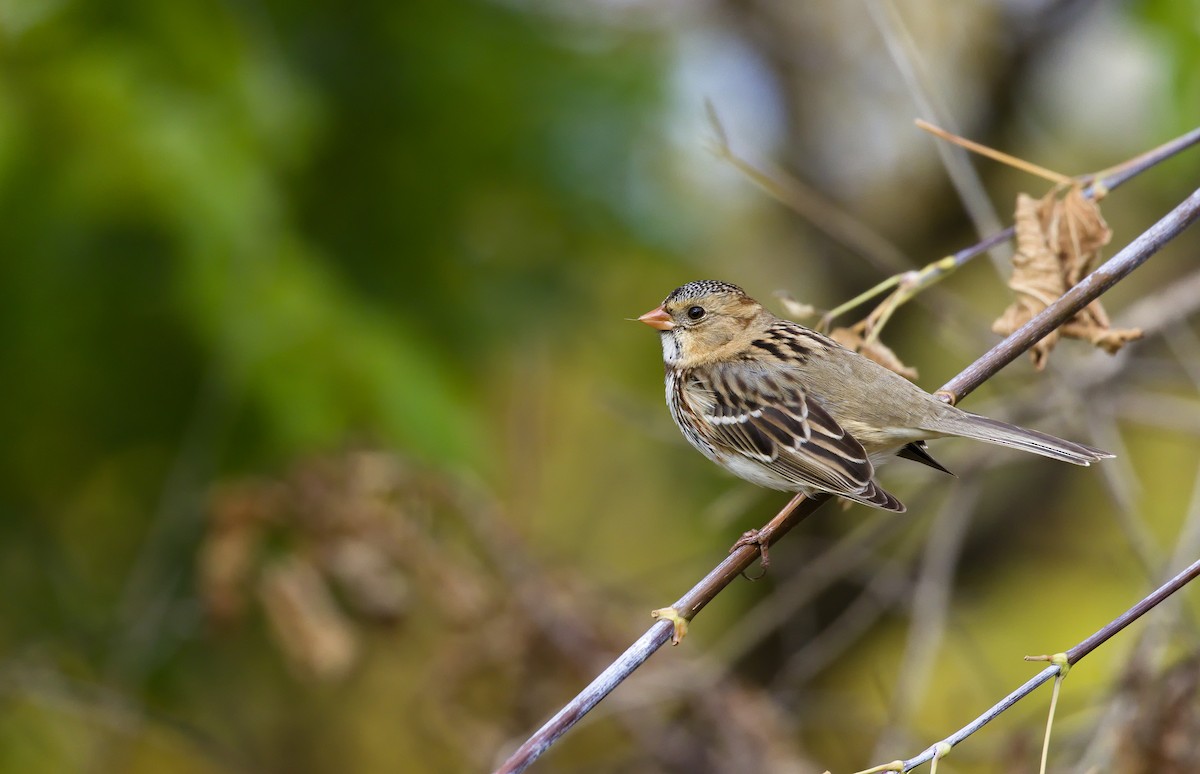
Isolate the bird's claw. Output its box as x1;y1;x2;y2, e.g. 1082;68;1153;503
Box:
730;528;772;576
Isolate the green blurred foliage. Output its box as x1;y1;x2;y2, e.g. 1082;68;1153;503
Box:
1139;0;1200;133
0;1;687;768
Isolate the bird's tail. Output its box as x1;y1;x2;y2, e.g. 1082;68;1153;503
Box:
930;412;1113;466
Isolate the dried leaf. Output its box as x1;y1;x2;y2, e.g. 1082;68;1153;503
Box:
992;193;1067;368
259;557;359;681
774;290;817;320
326;538;410;622
992;186;1140;369
199;453;415;677
831;320;918;380
1056;187;1111;283
200;481;286;624
1063;304;1144;354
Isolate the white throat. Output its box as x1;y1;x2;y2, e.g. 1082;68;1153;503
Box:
659;331;680;366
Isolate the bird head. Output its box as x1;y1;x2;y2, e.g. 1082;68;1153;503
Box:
638;280;766;366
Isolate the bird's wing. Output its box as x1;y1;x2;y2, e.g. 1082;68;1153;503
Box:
683;362;893;506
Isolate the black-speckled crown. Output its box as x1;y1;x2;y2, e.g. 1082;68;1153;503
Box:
663;280;745;304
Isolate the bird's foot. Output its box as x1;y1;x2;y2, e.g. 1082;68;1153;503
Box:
729;528;772;578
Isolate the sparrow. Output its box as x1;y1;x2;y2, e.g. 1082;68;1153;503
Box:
639;280;1112;513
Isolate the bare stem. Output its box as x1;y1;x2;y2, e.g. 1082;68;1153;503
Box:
493;184;1200;774
939;186;1200;404
881;557;1200;773
823;127;1200;335
945;127;1200;271
915;119;1075;186
705;100;913;274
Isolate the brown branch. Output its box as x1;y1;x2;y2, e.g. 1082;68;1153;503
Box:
801;128;1200;335
494;186;1200;774
939;186;1200;404
941;127;1200;273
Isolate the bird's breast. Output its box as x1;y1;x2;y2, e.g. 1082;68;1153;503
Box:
665;369;713;457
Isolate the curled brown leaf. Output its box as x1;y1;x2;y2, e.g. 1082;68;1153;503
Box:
992;186;1141;369
830;320;918;380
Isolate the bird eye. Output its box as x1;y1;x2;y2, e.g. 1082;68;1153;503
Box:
687;306;706;320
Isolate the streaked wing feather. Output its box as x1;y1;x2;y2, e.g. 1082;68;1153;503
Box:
687;363;875;496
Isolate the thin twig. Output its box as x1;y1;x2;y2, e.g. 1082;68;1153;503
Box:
945;127;1200;272
494;185;1200;774
864;0;1006;267
1040;669;1066;774
705;101;914;274
1075;457;1200;770
871;483;980;760
713;510;905;665
820;128;1200;335
939;186;1200;404
494;494;825;773
916;119;1075;186
875;558;1200;773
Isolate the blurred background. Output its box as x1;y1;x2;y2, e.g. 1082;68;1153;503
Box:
2;0;1199;772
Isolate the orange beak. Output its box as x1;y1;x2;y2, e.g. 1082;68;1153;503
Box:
637;305;674;331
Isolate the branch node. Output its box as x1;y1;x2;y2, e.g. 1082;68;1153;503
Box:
650;607;690;645
929;741;953;774
1024;652;1069;676
932;389;958;406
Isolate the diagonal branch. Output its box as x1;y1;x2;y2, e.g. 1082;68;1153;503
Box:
812;128;1200;334
877;556;1200;773
940;186;1200;403
494;186;1200;774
